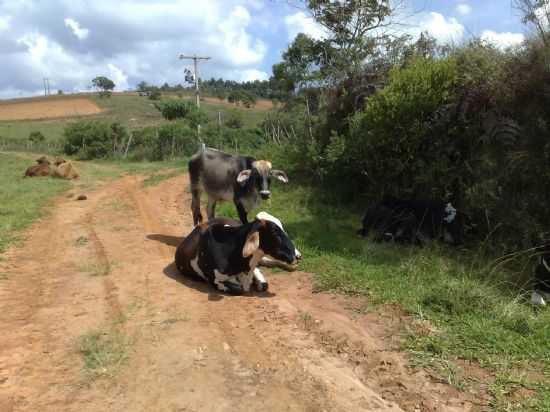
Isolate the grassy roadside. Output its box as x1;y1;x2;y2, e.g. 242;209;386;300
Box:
0;152;185;255
0;153;71;253
216;183;550;411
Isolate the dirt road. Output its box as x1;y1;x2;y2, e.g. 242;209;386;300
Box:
0;174;480;411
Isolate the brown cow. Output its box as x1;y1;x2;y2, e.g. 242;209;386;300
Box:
24;156;52;177
52;157;79;179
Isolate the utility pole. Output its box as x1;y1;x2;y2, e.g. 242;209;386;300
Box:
43;78;51;96
179;54;210;108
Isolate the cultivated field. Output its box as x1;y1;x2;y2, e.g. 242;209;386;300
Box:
0;97;103;121
0;93;268;143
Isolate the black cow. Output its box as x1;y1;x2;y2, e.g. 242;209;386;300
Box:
175;217;297;295
531;241;550;306
358;196;463;246
188;145;288;225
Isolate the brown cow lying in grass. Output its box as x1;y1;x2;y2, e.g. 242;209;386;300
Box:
24;156;52;177
52;157;79;179
23;156;79;180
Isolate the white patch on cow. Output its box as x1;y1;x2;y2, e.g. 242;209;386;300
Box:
257;211;282;228
444;202;457;223
190;255;206;279
531;291;547;306
253;267;267;284
213;270;239;292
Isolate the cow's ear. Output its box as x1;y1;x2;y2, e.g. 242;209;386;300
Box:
236;169;252;185
242;230;260;257
270;170;288;183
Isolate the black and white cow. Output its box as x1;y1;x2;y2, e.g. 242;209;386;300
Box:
175;215;298;295
358;196;463;246
188;145;289;225
531;242;550;306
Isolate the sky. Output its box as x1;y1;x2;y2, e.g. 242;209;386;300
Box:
0;0;529;99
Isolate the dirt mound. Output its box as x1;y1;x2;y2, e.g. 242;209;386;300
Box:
0;97;102;121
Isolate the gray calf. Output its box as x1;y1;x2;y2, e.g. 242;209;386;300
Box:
188;145;288;225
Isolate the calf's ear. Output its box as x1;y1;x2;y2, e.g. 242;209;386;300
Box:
242;231;260;257
237;169;252;184
270;170;289;183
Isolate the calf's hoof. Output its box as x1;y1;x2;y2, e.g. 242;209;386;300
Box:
254;280;269;292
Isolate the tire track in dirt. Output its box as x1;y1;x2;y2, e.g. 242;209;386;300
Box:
0;172;485;412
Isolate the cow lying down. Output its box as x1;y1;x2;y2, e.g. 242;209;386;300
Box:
175;212;298;295
358;196;462;246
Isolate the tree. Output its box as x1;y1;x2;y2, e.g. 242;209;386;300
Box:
295;0;394;82
137;81;149;92
92;76;115;98
514;0;550;46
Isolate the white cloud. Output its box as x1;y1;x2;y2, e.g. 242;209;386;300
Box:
455;4;472;16
237;69;269;82
0;15;11;31
481;30;525;49
216;5;267;66
108;63;129;91
284;11;326;41
64;17;89;40
418;12;465;44
0;1;272;98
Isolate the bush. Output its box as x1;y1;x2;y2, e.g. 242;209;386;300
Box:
225;110;244;129
148;89;161;100
28;131;45;144
347;57;458;197
154;99;194;121
63;121;128;160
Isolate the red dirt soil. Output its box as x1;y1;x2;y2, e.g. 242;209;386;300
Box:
0;174;487;411
0;98;102;121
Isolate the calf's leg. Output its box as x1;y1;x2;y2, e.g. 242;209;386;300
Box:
191;188;203;226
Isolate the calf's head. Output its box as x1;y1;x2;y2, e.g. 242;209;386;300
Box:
442;202;463;245
242;219;297;265
237;161;288;200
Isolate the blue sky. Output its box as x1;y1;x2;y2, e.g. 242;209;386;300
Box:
0;1;528;98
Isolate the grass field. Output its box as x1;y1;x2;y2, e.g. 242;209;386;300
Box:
214;184;550;411
0;93;270;144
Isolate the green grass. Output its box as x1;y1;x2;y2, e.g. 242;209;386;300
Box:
142;170;181;187
78;329;129;378
216;183;550;411
0;152;71;253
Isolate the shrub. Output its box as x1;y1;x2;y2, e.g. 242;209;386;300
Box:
154;99;194;121
148;89;161;100
225;110;244;129
28;131;45;144
63;121;128;160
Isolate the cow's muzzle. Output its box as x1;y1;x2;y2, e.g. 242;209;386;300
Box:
260;190;271;200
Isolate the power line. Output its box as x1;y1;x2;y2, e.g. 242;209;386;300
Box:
179;54;211;108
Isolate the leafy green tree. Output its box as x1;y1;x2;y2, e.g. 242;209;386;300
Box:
92;76;115;94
